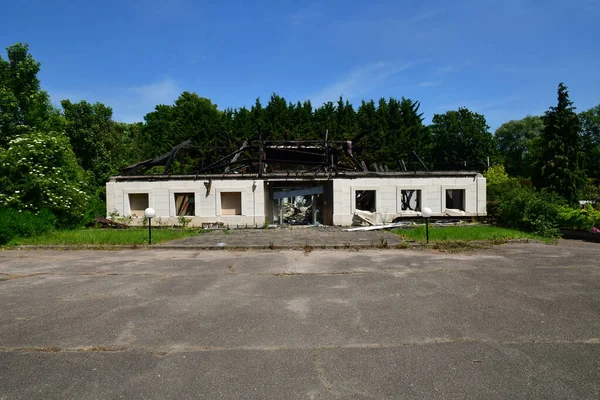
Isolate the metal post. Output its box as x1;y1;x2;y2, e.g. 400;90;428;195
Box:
258;132;263;176
279;198;283;225
312;194;316;225
425;218;429;244
148;217;152;245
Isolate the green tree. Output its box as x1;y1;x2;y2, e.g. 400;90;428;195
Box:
289;100;314;139
430;107;495;170
494;116;543;177
229;107;254;141
373;98;390;165
385;97;430;170
114;121;144;167
140;104;174;158
484;164;510;185
248;98;268;141
313;101;337;140
171;92;224;169
579;104;600;179
355;99;379;165
0;43;64;146
334;97;357;141
61;99;117;185
0;86;20;143
0;131;89;227
265;93;292;139
532;83;585;205
171;92;222;146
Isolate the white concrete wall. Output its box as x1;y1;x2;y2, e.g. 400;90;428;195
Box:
106;179;266;227
107;175;486;227
332;176;486;226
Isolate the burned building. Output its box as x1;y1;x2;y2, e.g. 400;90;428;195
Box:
106;139;486;226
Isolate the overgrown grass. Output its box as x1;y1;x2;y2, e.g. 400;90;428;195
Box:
393;225;549;243
9;228;203;246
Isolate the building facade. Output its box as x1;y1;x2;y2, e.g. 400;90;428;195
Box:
106;171;486;226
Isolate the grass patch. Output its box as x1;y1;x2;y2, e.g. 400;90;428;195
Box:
393;225;550;244
9;228;204;246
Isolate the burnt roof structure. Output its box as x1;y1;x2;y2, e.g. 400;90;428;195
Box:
121;136;371;177
121;139;193;176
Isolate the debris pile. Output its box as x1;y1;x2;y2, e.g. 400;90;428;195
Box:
352;209;385;226
282;202;313;225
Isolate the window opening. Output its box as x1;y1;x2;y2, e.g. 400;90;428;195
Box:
129;193;149;216
446;189;465;211
221;192;242;215
401;190;421;211
355;190;376;212
175;193;195;216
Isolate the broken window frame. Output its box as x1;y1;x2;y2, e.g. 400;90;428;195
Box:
174;193;195;216
445;189;466;211
355;190;377;212
220;192;242;216
128;193;149;217
400;189;421;212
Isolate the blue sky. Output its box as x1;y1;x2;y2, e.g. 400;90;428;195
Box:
1;0;599;130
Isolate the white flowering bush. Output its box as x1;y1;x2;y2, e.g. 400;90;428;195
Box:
0;131;90;227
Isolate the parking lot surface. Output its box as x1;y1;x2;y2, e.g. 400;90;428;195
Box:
161;225;403;249
0;241;599;399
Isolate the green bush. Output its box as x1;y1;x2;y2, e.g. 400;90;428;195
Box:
0;207;55;245
556;204;600;230
487;172;600;236
488;177;563;237
83;192;108;225
484;165;510;186
0;131;90;228
581;180;600;207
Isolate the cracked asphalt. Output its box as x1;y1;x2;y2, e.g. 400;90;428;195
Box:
0;240;599;399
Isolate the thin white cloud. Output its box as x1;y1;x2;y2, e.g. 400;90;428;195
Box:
437;65;457;73
310;61;412;106
581;0;598;11
48;78;182;123
118;78;182;122
138;0;189;19
436;95;522;112
290;2;324;25
406;7;447;24
318;5;450;55
460;0;533;14
419;81;442;88
131;79;181;107
436;60;472;74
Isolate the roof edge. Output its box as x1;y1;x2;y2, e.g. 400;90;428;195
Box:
109;171;483;182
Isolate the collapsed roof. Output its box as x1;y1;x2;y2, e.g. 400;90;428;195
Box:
121;137;370;176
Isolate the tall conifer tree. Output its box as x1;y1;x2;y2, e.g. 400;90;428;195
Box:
532;83;585;205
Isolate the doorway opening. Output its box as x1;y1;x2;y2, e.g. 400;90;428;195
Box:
265;181;333;225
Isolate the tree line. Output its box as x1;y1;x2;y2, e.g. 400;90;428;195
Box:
133;91;500;173
1;42;599;228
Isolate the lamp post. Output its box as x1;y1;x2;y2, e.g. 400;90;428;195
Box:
144;207;156;245
421;207;432;244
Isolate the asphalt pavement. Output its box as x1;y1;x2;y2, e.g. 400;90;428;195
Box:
162;225;403;249
0;240;599;399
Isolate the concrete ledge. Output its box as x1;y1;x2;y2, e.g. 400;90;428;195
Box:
6;244;401;251
5;238;547;252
